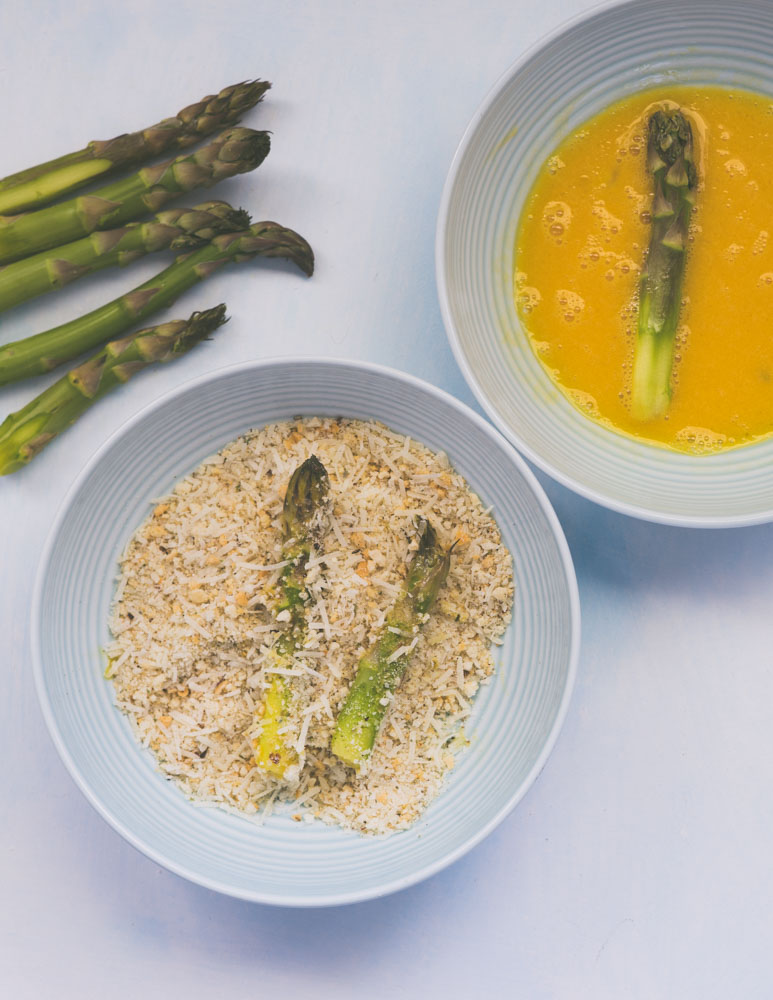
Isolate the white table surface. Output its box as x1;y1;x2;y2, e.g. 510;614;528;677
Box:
2;1;772;996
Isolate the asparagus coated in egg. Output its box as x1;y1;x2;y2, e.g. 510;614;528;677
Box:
631;108;697;421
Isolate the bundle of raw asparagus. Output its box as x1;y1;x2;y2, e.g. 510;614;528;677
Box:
0;80;314;475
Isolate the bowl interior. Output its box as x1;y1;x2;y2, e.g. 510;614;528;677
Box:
438;0;773;526
33;360;578;905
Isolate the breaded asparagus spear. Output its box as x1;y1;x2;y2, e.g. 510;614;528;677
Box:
330;518;452;770
256;456;330;778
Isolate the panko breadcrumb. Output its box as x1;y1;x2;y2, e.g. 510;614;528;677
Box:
106;418;513;834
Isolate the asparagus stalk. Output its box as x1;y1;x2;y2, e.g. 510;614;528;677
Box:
0;221;313;385
0;201;250;313
0;305;228;476
256;456;331;778
0;128;270;265
330;519;452;770
0;80;270;215
631;109;697;421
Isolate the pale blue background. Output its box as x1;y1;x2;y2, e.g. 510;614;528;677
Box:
2;0;772;996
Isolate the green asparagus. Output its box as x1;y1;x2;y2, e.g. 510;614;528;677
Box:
330;518;452;770
0;305;228;476
631;109;697;421
0;201;250;313
0;221;313;385
256;456;330;778
0;128;270;265
0;80;270;215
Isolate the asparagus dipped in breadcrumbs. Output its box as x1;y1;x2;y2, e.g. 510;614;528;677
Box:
331;518;452;770
256;456;331;779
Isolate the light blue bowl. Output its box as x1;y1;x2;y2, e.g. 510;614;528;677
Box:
32;359;579;906
437;0;773;526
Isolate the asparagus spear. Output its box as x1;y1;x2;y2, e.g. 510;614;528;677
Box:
0;128;270;265
330;519;452;770
0;80;270;215
0;305;228;476
256;456;330;778
631;109;697;421
0;221;313;385
0;201;250;313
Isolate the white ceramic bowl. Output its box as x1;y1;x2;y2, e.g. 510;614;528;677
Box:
32;359;579;906
437;0;773;527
